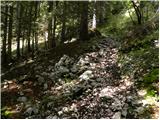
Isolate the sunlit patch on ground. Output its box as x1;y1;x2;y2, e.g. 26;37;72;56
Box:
138;89;147;96
1;35;159;118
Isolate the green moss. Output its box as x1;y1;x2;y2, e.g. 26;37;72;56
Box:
146;89;157;97
143;68;158;84
1;107;13;118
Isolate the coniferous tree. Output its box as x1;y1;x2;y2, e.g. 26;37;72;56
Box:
79;1;89;41
2;4;8;63
8;4;13;62
61;2;67;43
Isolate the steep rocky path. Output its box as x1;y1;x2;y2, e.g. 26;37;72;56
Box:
1;37;158;119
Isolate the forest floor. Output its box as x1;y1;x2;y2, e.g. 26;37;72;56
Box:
1;34;159;118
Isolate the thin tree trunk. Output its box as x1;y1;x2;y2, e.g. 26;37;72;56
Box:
32;32;34;59
51;1;58;48
52;15;56;47
44;31;48;50
22;30;25;56
8;5;13;62
16;2;21;58
98;1;103;24
2;4;8;63
132;1;142;25
48;19;52;47
27;4;32;53
34;1;39;51
47;1;53;48
92;0;96;29
61;2;66;44
35;32;38;51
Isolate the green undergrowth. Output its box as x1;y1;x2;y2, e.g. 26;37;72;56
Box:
120;33;158;98
140;68;159;97
119;36;158;96
120;30;159;52
99;8;159;99
98;10;133;41
1;107;13;118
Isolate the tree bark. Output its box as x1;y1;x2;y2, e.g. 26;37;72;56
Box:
92;0;96;29
51;1;58;48
48;1;53;48
16;2;22;58
22;30;25;56
61;2;67;44
27;4;33;53
34;1;39;51
2;4;8;63
32;31;34;59
8;5;13;62
79;1;89;41
98;1;103;24
51;15;56;47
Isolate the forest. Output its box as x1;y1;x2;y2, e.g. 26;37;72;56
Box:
1;0;159;119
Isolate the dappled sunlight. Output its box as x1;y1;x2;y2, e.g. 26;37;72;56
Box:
99;86;117;98
124;8;134;17
154;39;159;48
1;79;22;92
64;38;77;44
1;0;159;118
99;75;134;98
138;89;147;96
141;96;159;106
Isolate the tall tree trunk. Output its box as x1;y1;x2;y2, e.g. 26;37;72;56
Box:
48;1;53;48
79;1;89;41
98;1;103;24
27;4;32;53
32;32;34;59
92;0;96;29
22;30;25;56
16;2;23;58
51;1;58;48
48;19;52;47
52;15;56;47
2;4;8;63
8;5;13;62
44;31;48;50
34;1;39;51
61;2;66;44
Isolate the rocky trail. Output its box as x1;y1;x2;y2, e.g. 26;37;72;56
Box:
1;37;158;119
